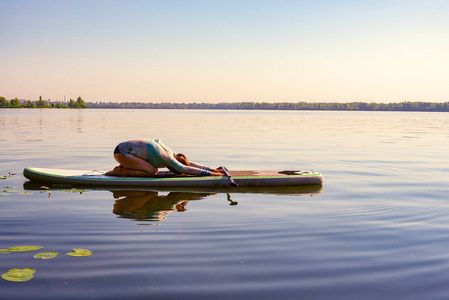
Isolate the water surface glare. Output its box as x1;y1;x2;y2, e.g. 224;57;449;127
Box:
0;109;448;299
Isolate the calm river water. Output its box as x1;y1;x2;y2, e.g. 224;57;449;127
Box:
0;109;448;299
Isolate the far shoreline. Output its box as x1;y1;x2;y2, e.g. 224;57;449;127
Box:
1;97;448;112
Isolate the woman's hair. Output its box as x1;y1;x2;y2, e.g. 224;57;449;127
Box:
168;153;190;174
176;153;189;166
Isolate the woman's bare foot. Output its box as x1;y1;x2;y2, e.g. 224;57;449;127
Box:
105;165;154;177
105;165;123;176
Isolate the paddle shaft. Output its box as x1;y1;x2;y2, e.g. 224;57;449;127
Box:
220;166;239;187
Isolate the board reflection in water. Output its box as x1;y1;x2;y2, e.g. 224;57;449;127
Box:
109;185;323;223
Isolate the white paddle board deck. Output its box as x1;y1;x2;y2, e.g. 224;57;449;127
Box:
23;167;323;188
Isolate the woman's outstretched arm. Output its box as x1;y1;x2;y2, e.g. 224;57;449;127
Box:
189;161;214;171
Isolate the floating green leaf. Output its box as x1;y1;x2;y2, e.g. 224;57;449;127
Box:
33;251;58;259
8;246;43;252
0;173;14;179
2;186;22;194
19;192;33;195
63;188;88;194
66;248;92;257
1;268;36;282
4;186;19;189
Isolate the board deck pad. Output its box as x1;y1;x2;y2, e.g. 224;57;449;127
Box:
23;167;323;188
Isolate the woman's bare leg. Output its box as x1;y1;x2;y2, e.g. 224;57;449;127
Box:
106;153;158;177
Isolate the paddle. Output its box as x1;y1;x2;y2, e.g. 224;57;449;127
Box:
219;166;239;187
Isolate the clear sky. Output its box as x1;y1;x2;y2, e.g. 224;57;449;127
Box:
1;0;448;103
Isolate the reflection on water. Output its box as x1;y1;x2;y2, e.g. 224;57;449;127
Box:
112;191;213;222
111;187;323;223
23;181;323;223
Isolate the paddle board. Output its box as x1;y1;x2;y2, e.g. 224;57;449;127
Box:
23;167;323;188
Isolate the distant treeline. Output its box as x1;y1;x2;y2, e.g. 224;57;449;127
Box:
0;96;87;109
86;101;449;112
2;96;448;112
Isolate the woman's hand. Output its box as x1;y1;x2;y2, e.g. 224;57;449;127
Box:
211;169;225;176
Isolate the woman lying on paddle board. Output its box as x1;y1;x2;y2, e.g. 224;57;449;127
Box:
105;139;225;177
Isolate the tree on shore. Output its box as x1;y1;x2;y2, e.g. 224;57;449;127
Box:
25;100;36;108
0;96;11;107
0;95;83;109
68;97;87;108
36;96;49;108
10;98;23;108
52;103;66;108
0;96;23;108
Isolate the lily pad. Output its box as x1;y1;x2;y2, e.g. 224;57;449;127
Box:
63;188;88;194
4;189;21;193
1;268;36;282
66;248;92;257
0;173;14;179
19;192;33;195
8;246;43;252
33;251;58;259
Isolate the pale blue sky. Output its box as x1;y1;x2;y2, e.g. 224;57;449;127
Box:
1;0;448;103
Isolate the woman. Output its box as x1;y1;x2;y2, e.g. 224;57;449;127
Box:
105;139;224;177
